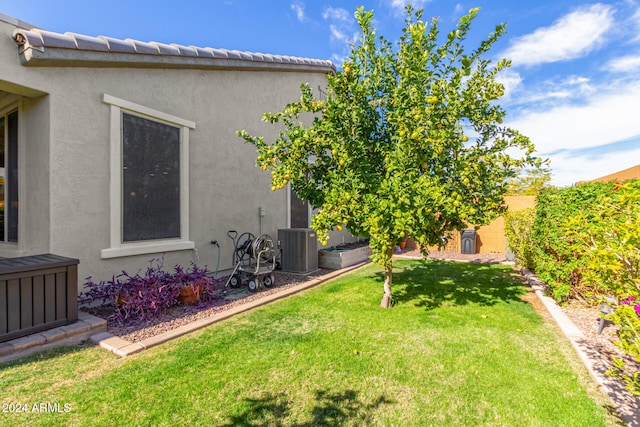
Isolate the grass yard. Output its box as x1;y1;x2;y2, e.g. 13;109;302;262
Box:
0;260;621;426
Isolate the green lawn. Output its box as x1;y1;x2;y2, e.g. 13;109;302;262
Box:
0;260;621;426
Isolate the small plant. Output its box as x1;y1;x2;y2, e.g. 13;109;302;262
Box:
504;207;536;268
606;297;640;396
80;258;218;324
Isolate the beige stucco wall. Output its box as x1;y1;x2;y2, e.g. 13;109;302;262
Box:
580;164;640;184
0;18;51;257
427;195;537;254
0;18;331;282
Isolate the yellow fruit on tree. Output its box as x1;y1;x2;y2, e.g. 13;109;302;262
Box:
336;224;343;232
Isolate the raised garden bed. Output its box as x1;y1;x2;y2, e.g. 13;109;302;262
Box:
318;240;372;270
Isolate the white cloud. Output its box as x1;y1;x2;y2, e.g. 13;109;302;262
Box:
291;1;305;22
496;69;523;100
547;146;640;187
328;24;348;42
605;54;640;73
507;79;640;155
387;0;431;14
507;75;594;106
501;4;614;67
322;7;351;22
322;6;358;63
630;7;640;43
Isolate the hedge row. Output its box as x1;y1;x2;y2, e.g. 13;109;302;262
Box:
505;179;639;395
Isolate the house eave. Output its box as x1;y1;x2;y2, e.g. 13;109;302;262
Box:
17;46;336;73
12;28;336;74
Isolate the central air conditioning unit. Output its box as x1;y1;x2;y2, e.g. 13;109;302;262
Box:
278;228;318;274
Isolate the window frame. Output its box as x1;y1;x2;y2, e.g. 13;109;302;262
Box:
101;94;196;259
0;104;19;245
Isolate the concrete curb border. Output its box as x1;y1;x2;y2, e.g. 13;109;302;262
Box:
90;262;369;357
521;268;639;427
0;312;107;364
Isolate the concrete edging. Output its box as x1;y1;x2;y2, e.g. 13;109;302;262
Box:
0;312;107;363
521;268;639;427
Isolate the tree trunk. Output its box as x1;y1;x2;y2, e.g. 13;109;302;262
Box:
380;263;393;308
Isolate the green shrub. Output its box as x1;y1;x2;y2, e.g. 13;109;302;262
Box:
504;207;536;268
566;180;639;297
565;179;639;395
529;182;614;302
608;299;640;396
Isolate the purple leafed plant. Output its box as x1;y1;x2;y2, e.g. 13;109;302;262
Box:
79;258;220;325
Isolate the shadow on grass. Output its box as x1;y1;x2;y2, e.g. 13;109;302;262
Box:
382;260;526;310
220;389;394;427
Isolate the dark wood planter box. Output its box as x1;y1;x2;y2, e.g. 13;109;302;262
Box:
0;254;79;343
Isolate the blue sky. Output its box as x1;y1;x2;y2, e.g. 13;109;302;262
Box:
3;0;639;186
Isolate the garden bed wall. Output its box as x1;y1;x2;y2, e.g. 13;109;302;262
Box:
318;245;372;270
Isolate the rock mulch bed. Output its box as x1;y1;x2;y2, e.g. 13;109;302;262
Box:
82;269;331;343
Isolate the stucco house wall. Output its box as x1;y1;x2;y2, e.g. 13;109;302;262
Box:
0;14;335;283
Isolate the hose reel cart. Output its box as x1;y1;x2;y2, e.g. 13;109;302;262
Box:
225;230;276;292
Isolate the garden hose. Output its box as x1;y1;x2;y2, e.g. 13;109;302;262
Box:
209;240;221;279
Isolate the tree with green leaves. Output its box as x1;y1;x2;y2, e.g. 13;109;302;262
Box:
238;6;541;307
506;166;552;196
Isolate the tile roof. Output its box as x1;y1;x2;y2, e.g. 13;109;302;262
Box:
11;26;335;73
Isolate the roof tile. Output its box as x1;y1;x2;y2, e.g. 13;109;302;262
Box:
11;27;334;72
37;29;77;49
126;39;159;55
98;36;137;54
209;48;229;58
171;44;198;57
66;32;109;52
190;46;214;58
149;41;181;56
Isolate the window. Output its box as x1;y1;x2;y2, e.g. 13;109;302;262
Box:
101;94;195;259
122;113;180;242
290;187;309;228
0;109;18;243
